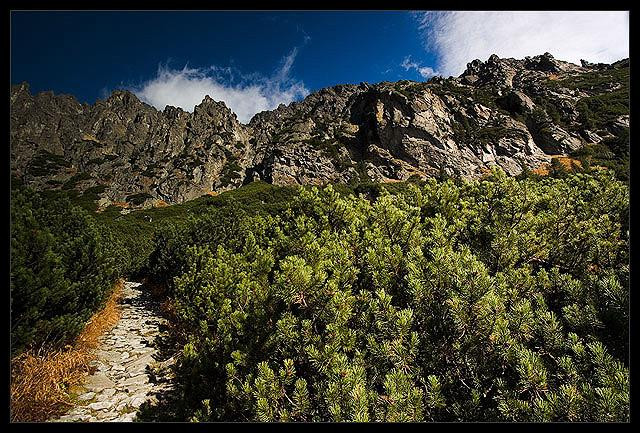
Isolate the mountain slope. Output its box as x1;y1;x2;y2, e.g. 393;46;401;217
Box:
10;53;629;208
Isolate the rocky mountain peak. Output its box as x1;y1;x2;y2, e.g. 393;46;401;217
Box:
460;54;518;87
104;90;146;108
10;53;629;209
193;95;233;117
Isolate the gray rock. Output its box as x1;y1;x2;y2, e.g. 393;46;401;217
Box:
84;372;116;392
77;392;96;401
130;397;147;408
12;52;628;207
497;90;536;114
96;388;117;400
88;400;113;411
121;374;149;387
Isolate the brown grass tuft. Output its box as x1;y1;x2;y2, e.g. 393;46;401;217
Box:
10;279;125;422
533;156;582;176
81;133;100;143
154;199;169;208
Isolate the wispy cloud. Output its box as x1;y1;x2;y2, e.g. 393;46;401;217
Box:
296;24;312;44
415;11;629;77
130;48;309;123
400;56;439;79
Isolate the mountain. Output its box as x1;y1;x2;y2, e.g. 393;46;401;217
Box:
10;53;629;209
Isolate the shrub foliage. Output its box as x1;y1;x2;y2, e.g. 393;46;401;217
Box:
10;185;128;355
147;168;629;421
10;165;629;421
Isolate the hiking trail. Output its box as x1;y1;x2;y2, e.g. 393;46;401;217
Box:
51;281;175;422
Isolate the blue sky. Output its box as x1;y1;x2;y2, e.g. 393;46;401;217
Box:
11;11;629;123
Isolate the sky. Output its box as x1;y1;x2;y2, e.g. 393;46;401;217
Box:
11;11;629;123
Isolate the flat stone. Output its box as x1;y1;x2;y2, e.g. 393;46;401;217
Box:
77;392;96;401
130;397;147;408
84;372;115;392
157;356;176;369
88;400;113;410
110;392;131;403
130;342;147;348
125;353;155;370
115;401;130;411
98;350;126;363
96;388;116;400
96;410;119;419
121;374;149;387
67;406;87;415
121;414;136;422
121;382;151;394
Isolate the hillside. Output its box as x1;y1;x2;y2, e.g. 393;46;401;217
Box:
10;51;630;422
10;53;629;208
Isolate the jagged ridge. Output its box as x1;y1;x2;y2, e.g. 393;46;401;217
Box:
10;52;629;208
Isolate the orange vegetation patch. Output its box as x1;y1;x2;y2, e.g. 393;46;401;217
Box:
532;165;550;176
479;166;495;178
533;156;582;176
112;201;129;208
154;200;169;208
205;190;219;196
10;279;124;422
555;156;582;169
548;73;560;81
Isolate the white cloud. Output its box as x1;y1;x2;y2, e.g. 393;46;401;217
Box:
400;56;439;79
131;49;309;123
416;11;629;77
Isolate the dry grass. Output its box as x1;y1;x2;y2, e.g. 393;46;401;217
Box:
554;156;582;169
154;199;169;208
532;165;550;175
10;279;125;422
533;156;582;176
81;133;100;143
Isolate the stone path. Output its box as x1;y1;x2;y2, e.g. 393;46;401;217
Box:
51;281;175;422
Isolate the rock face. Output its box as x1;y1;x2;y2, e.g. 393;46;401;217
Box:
10;53;629;207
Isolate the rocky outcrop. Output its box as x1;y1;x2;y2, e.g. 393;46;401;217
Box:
10;52;629;207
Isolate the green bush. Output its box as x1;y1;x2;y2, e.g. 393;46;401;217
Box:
126;192;154;206
26;151;72;176
152;168;628;421
61;172;93;190
10;185;128;355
